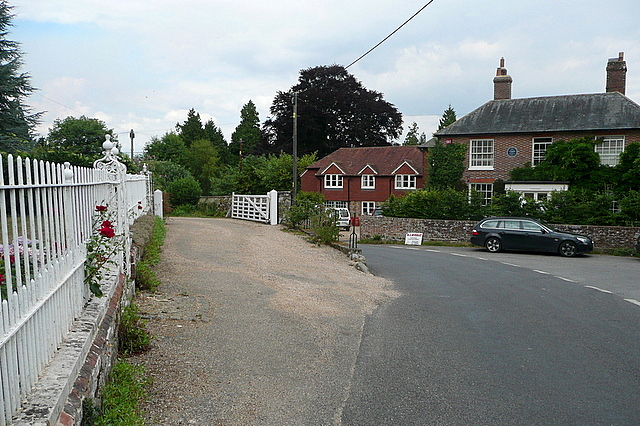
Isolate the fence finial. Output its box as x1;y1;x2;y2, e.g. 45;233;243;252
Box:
63;162;74;182
94;134;127;175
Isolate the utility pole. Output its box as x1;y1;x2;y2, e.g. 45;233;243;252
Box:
129;129;135;158
292;92;298;204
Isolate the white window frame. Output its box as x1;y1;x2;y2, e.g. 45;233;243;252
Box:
361;174;375;189
395;174;416;189
532;137;553;166
362;201;376;215
469;139;494;170
470;183;493;206
324;174;343;189
325;201;348;209
595;136;625;166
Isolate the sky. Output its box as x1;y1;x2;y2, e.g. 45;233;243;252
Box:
9;0;640;156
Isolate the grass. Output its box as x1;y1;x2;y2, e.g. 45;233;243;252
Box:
136;216;166;292
92;360;151;426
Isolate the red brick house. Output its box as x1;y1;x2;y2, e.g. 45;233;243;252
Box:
300;146;426;216
434;53;640;204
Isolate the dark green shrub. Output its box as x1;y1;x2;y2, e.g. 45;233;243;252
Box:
285;192;325;228
149;160;192;192
167;175;202;206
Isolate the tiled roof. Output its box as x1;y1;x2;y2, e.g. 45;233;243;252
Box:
306;146;425;176
435;92;640;136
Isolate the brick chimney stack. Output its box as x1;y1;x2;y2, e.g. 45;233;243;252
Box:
493;57;512;100
606;52;627;95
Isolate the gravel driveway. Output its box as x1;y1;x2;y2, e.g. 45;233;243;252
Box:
131;217;398;425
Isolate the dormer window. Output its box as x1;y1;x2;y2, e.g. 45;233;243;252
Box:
361;175;375;189
324;174;343;188
395;175;416;189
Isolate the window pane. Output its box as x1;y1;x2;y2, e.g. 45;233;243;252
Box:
470;139;494;168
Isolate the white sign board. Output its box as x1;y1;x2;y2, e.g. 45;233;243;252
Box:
404;232;423;245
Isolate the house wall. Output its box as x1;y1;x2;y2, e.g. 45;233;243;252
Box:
360;216;640;251
448;129;640;183
302;173;425;215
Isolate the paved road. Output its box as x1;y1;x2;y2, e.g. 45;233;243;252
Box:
341;245;640;425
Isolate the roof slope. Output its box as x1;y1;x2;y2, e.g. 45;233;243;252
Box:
435;92;640;136
306;146;425;176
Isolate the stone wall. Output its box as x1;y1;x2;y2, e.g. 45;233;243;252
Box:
360;216;640;250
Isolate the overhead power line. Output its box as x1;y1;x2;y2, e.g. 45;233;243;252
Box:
345;0;437;69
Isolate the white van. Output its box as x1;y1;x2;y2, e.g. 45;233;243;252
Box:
333;208;351;229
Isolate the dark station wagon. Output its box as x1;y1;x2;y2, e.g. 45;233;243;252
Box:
470;217;594;257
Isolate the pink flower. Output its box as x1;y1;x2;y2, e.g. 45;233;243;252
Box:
95;205;107;212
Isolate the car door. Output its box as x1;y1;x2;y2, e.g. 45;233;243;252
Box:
497;219;527;250
520;220;556;252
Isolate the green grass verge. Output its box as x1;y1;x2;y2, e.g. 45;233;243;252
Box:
93;360;151;426
136;216;166;292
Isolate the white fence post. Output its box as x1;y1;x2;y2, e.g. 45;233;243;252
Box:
269;190;278;225
154;189;164;218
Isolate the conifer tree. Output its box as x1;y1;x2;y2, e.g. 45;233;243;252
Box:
0;1;41;153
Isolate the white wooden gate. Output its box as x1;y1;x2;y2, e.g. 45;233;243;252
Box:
231;190;278;225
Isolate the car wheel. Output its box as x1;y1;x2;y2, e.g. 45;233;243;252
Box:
559;240;578;257
485;237;502;253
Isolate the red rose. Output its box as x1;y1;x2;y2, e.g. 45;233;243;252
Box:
95;205;107;212
138;205;143;210
99;227;116;238
101;220;113;228
0;273;5;284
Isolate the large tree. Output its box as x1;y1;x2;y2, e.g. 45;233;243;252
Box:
263;65;403;158
32;115;117;167
144;131;188;165
176;108;204;147
403;122;426;146
0;2;41;153
230;100;262;161
436;105;457;132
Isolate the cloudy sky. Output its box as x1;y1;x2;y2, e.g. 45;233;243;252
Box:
10;0;640;155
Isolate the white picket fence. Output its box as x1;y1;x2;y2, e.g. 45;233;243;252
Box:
0;140;152;425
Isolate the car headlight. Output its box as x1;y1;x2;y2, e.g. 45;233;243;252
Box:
576;236;590;244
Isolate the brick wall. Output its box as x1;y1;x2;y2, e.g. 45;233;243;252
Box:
360;216;640;250
447;130;640;183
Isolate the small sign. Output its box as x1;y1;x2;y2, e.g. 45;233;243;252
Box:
405;232;423;245
444;139;453;145
507;147;518;157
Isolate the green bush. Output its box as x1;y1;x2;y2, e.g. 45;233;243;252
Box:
284;192;325;228
148;160;192;192
308;208;340;245
383;188;486;221
167;175;202;206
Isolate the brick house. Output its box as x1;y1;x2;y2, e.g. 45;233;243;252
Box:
300;146;426;216
434;53;640;204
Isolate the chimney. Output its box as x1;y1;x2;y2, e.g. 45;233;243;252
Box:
493;57;513;100
606;52;627;94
